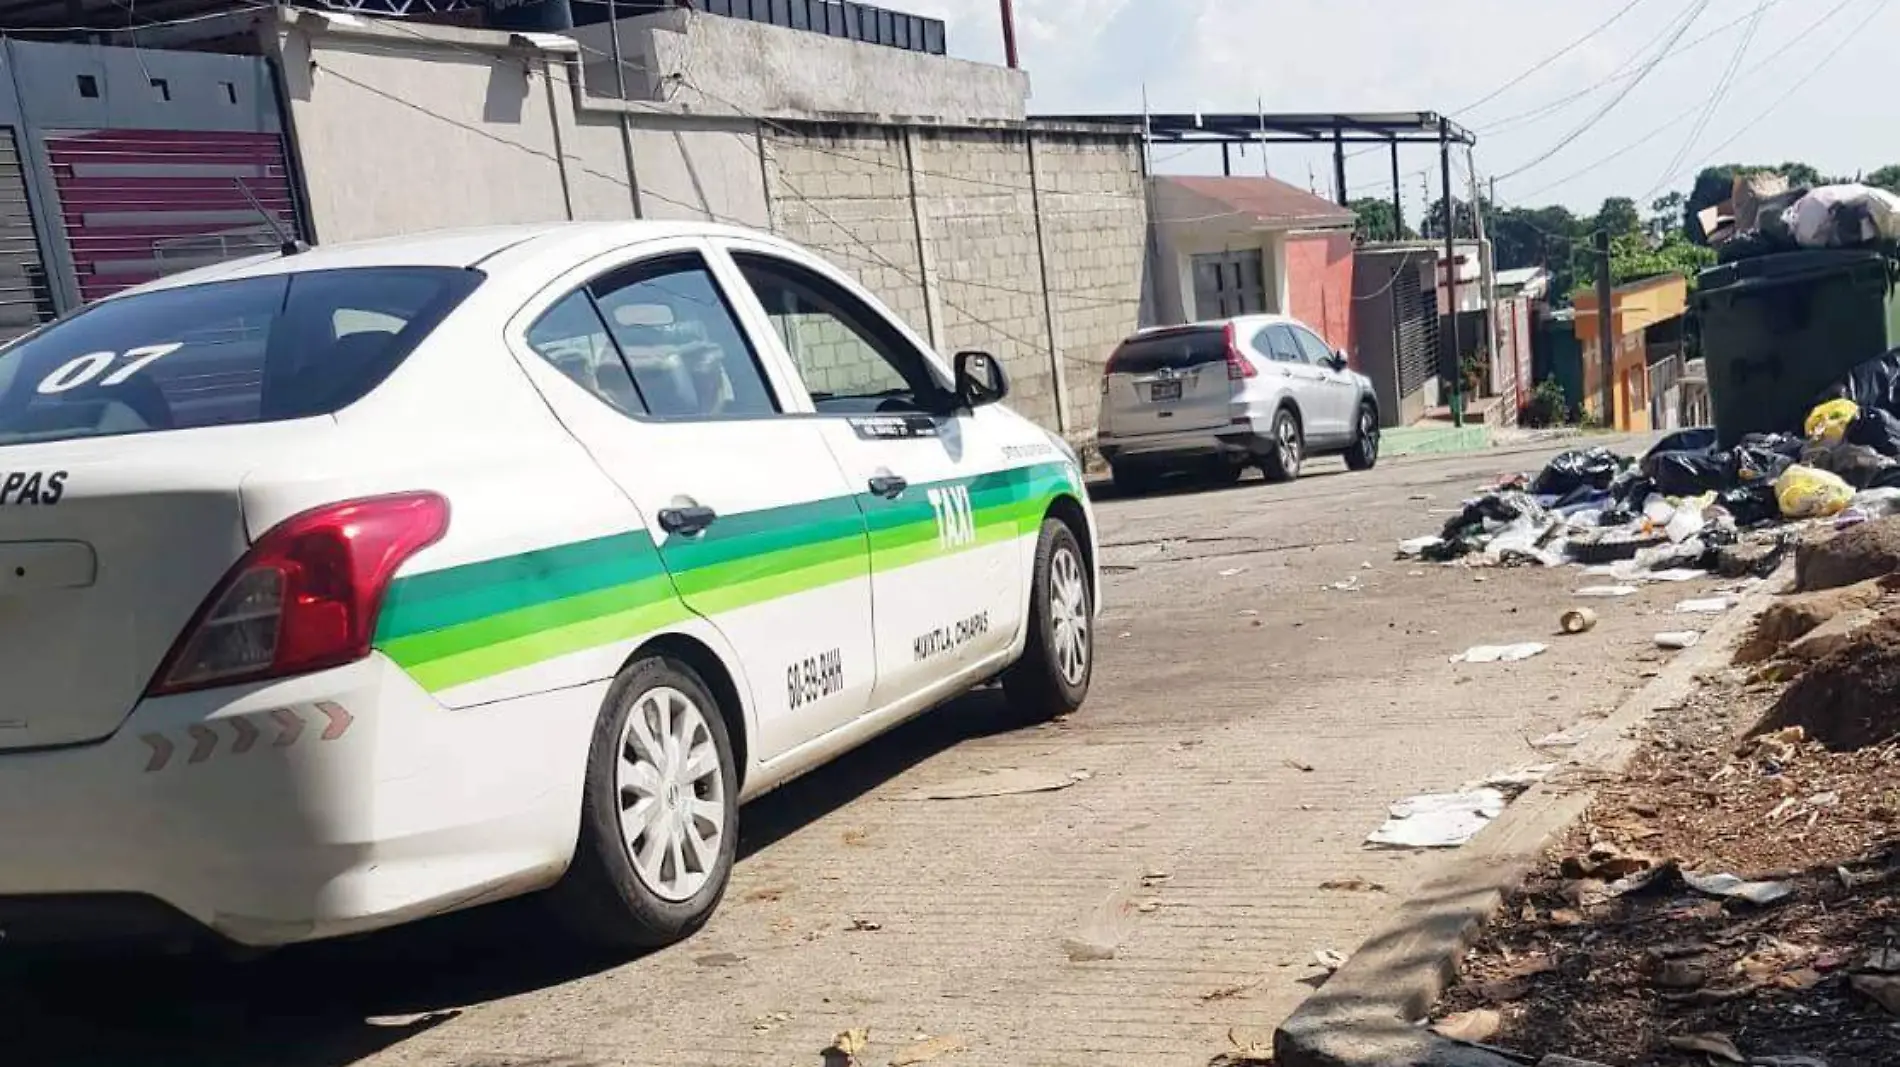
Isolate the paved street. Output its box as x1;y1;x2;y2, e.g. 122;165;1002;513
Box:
9;436;1695;1067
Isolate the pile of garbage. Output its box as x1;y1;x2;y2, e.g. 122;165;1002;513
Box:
1702;171;1900;261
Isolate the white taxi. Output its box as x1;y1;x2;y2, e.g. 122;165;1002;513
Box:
0;222;1098;951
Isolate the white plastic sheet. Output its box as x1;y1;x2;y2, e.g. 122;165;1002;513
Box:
1366;788;1508;849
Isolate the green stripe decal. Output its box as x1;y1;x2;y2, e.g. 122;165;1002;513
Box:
376;461;1080;692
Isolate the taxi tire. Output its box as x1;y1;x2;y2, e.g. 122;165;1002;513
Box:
550;654;739;952
1003;518;1093;720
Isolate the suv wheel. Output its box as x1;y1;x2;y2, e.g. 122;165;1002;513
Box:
1260;408;1304;483
1004;518;1093;720
1110;462;1156;497
551;653;739;951
1345;403;1380;471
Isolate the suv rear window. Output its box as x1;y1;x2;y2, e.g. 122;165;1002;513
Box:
1108;328;1227;375
0;266;482;446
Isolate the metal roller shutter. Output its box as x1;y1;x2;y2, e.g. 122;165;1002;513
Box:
0;126;56;343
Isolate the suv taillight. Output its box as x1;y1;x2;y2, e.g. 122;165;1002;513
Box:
147;493;450;696
1223;323;1257;380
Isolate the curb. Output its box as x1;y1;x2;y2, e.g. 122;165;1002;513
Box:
1272;575;1781;1067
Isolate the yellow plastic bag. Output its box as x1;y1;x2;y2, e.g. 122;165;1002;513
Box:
1774;464;1854;519
1806;398;1860;446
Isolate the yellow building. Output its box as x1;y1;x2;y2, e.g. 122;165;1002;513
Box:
1573;274;1690;432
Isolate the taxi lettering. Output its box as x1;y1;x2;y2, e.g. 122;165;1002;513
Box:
0;471;67;506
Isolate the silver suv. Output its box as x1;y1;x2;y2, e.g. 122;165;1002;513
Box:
1094;315;1380;494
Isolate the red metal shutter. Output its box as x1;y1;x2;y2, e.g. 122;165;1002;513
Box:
41;128;298;305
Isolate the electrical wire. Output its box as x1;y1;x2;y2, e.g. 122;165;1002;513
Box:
1492;0;1711;182
1639;0;1769;202
1455;0;1650;116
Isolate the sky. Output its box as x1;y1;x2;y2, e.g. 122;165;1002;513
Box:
898;0;1892;225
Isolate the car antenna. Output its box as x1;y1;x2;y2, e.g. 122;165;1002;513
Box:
234;176;307;257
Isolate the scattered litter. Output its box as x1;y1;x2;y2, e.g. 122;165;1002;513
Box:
1283;758;1315;773
694;951;746;968
1366;788;1507;849
1655;631;1702;650
1840;865;1889;890
888;1034;966;1065
825;1027;871;1064
1667;1032;1745;1064
1211;1027;1276;1067
1431;1008;1501;1043
1237;609;1259;618
1645;567;1710;583
1452;643;1548;664
1576;585;1640;598
1863;948;1900;973
1681;870;1794;906
1464;763;1557;796
847;918;882;932
904;767;1089;801
1318;877;1387;893
1397;535;1439;558
1676;596;1735;614
1559;607;1599;634
1218;567;1247;577
1532;725;1592;749
1200;979;1260;1002
1326;575;1362;592
1314;948;1348;971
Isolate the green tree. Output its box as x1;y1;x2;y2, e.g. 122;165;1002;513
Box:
1648;192;1687;239
1607;231;1714;286
1592;196;1642;238
1867;165;1900;194
1421;196;1485;240
1348;197;1413;242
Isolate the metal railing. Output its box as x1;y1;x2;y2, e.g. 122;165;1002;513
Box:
690;0;945;55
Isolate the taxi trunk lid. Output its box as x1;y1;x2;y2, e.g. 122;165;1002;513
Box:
0;434;260;750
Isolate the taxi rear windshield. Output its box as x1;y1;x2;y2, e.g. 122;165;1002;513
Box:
0;266;483;446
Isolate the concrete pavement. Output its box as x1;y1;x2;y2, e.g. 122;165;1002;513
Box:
9;436;1696;1067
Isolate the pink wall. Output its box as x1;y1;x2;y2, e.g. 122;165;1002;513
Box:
1284;232;1356;364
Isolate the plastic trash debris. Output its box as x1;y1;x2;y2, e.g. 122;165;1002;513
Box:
1808;398;1862;446
1656;631;1702;650
1643;567;1709;583
1850;486;1900;518
1576;585;1639;598
1532;725;1591;749
1851;974;1900;1015
825;1027;871;1063
1776;464;1854;519
1682;870;1794;905
1463;763;1557;795
1666;500;1707;543
1314;948;1348;971
1452;643;1548;663
1677;596;1735;614
1366;788;1507;848
890;1035;967;1066
904;767;1089;801
1531;447;1623;496
1212;1027;1277;1067
1560;607;1598;634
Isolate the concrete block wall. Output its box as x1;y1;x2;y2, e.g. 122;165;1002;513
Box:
909;128;1056;430
1030;132;1149;438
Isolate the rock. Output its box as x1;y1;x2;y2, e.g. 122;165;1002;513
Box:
1797;518;1900;591
1734;578;1891;664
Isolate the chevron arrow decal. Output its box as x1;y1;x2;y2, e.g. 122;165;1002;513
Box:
271;708;304;748
230;716;260;755
315;702;354;742
141;733;173;773
186;723;218;764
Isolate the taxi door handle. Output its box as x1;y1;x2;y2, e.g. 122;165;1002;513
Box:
867;474;909;499
658;505;718;535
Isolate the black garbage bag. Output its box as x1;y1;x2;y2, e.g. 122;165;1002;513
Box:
1718;484;1780;526
1733;433;1800;484
1823;349;1900;414
1611;473;1657;507
1643;449;1732;496
1803;441;1900;490
1437;492;1535;541
1646;427;1718;460
1531;446;1625;496
1848;407;1900;456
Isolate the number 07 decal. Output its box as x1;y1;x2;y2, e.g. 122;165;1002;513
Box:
36;343;184;395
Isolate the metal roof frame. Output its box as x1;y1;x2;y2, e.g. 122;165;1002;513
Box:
1032;111;1475;146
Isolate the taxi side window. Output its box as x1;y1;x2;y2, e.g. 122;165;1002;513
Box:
730;252;950;415
524;253;779;421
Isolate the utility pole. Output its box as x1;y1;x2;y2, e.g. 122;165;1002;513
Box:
1594;228;1615;426
1333;128;1348;207
1389;142;1403;239
1440;117;1462;428
999;0;1019;68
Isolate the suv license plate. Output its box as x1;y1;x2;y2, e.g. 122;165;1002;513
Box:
1150;380;1183;402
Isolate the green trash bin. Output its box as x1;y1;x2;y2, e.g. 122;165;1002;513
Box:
1693;249;1900;446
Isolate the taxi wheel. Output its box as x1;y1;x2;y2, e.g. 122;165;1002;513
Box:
1004;518;1093;720
551;653;739;951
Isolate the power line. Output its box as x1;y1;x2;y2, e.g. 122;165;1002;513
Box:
1640;0;1768;202
1493;0;1712;183
1456;0;1650;116
1500;0;1861;203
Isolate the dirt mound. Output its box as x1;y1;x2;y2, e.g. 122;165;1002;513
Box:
1795;517;1900;591
1757;613;1900;750
1733;577;1895;664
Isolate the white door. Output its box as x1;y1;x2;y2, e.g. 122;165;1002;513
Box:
1289;323;1360;438
712;238;1025;709
504;239;875;762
